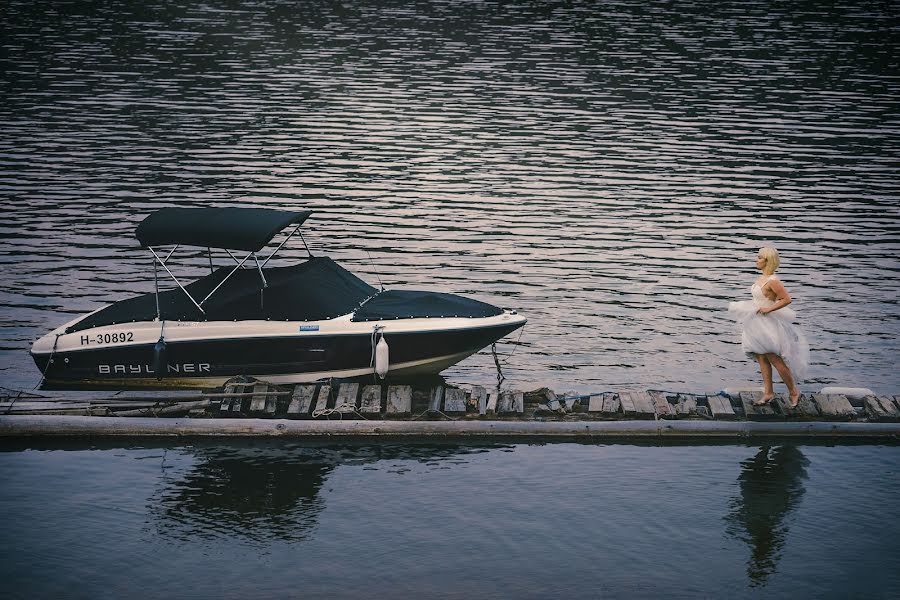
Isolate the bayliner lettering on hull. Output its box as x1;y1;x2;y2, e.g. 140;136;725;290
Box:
99;363;211;375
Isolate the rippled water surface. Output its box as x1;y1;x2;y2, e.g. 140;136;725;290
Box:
1;441;899;598
2;0;899;393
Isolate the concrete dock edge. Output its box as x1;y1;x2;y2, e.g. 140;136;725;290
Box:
2;415;900;439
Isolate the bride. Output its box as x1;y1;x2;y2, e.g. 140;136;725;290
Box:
728;247;809;408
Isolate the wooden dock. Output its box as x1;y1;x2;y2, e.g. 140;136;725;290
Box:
2;381;899;439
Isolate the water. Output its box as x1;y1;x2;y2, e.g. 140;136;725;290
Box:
2;0;899;394
1;4;899;594
1;441;898;598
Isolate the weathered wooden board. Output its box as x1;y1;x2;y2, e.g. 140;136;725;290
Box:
740;391;778;420
649;391;673;418
599;393;619;415
796;394;819;417
588;394;604;412
359;386;382;414
771;394;816;419
427;387;443;412
250;383;268;412
444;388;467;413
264;392;277;415
498;391;524;414
619;391;655;419
335;383;359;413
386;385;412;415
313;384;331;414
471;386;488;415
706;395;736;420
486;391;498;415
813;394;855;420
288;385;317;416
863;395;900;422
674;394;698;418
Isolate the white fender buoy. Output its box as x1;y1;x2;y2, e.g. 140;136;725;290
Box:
375;335;390;379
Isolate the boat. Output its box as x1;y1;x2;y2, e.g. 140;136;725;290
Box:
30;207;526;389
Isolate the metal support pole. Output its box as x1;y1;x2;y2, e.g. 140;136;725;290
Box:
148;247;206;315
207;247;214;274
261;222;305;267
153;252;161;320
199;252;254;307
161;245;179;266
299;231;313;258
254;253;268;288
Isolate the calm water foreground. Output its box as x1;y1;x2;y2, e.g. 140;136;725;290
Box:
0;441;898;599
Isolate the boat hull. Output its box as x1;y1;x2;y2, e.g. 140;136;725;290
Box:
31;315;525;390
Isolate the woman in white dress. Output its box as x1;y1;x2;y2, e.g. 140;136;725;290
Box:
728;247;809;407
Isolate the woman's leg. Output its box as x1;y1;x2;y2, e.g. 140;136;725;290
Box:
767;353;801;405
756;354;775;402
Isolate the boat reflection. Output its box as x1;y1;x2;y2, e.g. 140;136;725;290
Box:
725;446;808;587
147;442;491;544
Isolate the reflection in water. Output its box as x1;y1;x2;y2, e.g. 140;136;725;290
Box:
726;446;808;587
148;443;490;544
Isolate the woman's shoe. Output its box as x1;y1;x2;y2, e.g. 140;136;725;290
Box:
753;394;775;406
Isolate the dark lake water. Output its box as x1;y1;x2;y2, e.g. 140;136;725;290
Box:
1;440;899;599
2;0;899;395
2;3;899;597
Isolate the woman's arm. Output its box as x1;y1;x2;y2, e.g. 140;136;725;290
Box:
758;278;792;314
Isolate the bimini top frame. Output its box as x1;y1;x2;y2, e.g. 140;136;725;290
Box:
135;207;314;317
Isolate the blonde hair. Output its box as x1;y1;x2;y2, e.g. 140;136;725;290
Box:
759;246;780;275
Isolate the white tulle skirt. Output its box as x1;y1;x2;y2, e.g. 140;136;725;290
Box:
728;301;809;382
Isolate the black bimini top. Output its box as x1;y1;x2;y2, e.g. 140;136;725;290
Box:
135;207;313;252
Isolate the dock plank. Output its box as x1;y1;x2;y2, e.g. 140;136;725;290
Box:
386;386;412;415
619;390;654;419
513;391;524;413
674;394;698;418
288;385;317;416
618;391;636;416
813;394;855;420
313;384;331;414
444;389;467;413
428;387;443;413
863;395;900;422
471;386;488;415
649;391;673;418
498;391;524;414
486;391;498;415
249;383;268;412
264;390;277;415
335;383;359;413
740;391;778;420
601;393;620;415
359;386;382;414
706;395;736;420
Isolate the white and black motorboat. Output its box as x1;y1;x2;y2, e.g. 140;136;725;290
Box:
30;207;526;389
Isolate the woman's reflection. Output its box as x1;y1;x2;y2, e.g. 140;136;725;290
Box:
726;445;808;586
